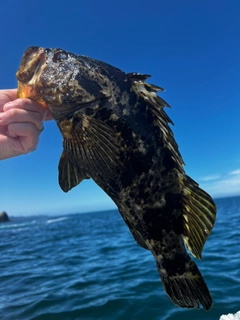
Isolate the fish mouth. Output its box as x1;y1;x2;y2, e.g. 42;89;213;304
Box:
16;46;47;105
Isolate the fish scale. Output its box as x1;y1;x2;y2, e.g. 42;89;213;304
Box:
16;46;217;310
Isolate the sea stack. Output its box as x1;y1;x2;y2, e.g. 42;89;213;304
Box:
0;211;10;223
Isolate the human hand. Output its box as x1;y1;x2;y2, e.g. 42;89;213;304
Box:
0;89;52;160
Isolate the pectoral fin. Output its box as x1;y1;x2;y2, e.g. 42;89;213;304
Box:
58;150;90;192
59;114;120;189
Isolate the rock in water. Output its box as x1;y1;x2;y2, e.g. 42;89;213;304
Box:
0;211;10;223
16;46;217;310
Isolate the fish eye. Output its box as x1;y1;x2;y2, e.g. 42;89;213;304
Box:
53;51;68;63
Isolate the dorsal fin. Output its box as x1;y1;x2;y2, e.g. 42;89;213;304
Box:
127;73;166;95
127;73;152;82
127;72;184;169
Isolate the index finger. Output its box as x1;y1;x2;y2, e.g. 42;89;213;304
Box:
3;98;49;120
0;89;18;111
0;89;18;100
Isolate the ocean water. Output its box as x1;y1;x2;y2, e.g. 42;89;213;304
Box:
0;196;240;320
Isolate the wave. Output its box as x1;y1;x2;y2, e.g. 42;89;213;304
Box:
0;220;38;230
46;217;69;224
220;311;240;320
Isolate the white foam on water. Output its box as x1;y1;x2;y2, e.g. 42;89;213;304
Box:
0;220;37;230
46;217;69;224
220;311;240;320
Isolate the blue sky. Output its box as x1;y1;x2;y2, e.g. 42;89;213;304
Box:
0;0;239;216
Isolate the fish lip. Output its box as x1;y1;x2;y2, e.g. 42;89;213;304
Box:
16;46;46;83
16;46;48;105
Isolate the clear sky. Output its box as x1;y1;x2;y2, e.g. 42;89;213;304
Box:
0;0;239;216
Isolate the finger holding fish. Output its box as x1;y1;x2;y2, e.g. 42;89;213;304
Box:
0;121;40;159
0;90;49;159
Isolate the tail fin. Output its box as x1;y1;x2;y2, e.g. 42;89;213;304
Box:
157;256;212;310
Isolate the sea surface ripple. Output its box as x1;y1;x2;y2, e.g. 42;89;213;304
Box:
0;196;240;319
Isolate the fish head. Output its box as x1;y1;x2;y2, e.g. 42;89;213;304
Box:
16;46;111;119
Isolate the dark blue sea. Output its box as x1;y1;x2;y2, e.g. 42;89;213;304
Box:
1;196;240;320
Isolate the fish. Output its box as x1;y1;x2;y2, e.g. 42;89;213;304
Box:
16;46;217;310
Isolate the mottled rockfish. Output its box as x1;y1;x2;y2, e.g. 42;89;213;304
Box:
16;46;216;310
